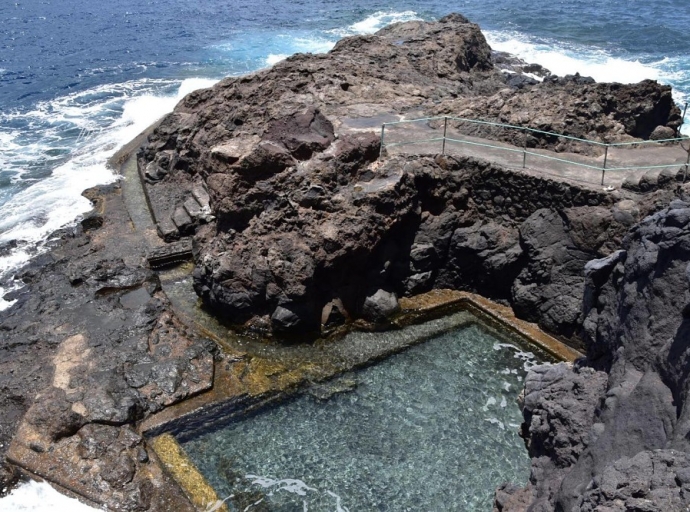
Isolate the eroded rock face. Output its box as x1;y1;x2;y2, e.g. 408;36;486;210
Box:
437;77;682;153
138;14;680;243
191;153;638;337
497;201;690;512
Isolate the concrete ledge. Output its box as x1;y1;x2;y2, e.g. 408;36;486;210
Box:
151;434;228;512
397;289;582;362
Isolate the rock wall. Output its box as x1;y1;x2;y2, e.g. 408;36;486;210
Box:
496;200;690;511
188;149;651;343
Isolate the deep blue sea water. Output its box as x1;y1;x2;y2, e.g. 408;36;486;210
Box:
1;0;689;308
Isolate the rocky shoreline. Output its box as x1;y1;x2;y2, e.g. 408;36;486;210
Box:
1;13;690;511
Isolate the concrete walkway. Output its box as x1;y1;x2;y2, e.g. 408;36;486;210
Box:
342;116;690;190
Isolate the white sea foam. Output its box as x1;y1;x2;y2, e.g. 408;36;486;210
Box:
261;12;422;67
485;417;505;430
485;30;667;84
291;36;338;54
0;286;17;312
484;29;690;134
247;475;316;496
0;480;100;511
246;474;350;510
0;76;217;292
337;10;422;36
266;53;290;66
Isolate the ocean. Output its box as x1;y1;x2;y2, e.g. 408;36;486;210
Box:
0;0;688;314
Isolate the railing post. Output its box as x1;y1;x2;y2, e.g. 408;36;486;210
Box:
601;145;609;186
681;102;689;136
522;128;527;168
442;116;448;155
380;123;385;158
684;149;690;183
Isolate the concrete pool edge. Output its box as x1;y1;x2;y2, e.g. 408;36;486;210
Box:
396;289;582;363
150;434;229;512
140;289;581;438
143;290;581;511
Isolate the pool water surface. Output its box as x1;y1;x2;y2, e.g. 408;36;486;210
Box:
181;322;539;511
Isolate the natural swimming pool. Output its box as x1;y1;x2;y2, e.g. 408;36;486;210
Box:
180;321;540;511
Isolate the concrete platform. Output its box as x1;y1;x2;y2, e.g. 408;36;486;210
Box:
375;118;690;190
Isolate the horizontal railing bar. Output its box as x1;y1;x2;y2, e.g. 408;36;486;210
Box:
523;150;605;170
444;137;525;154
382;116;446;126
604;163;684;171
607;137;690;147
446;116;608;146
383;137;445;148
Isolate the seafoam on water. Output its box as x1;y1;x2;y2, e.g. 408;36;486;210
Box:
0;481;100;512
484;30;690;134
0;77;217;310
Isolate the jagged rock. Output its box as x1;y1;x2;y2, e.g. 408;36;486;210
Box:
511;207;626;338
639;170;659;192
271;305;304;333
496;201;690;511
444;221;523;297
622;174;642;192
24;387;86;442
82;369;143;424
504;73;539;90
650;125;676;140
67;258;151;292
362;289;400;322
576;450;690;511
262;107;335;160
658;166;678;187
492;51;551;78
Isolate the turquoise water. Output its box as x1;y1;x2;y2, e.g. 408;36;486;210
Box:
182;324;538;511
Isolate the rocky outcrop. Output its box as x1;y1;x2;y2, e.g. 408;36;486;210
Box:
138;14;680;242
497;200;690;511
436;77;682;154
0;184;214;509
189;152;640;338
191;140;690;350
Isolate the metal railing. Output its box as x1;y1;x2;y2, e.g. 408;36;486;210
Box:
380;116;690;185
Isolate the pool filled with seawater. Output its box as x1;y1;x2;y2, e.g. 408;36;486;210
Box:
181;322;541;511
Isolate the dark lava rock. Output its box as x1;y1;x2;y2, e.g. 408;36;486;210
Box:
262;107;335;160
511;363;608;510
499;199;690;511
650;124;677;140
361;289;400;322
271;305;305;333
504;73;539;90
444;220;523;298
23;387;85;443
511;207;627;338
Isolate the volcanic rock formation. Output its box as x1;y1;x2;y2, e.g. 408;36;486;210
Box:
137;14;680;339
0;13;688;512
